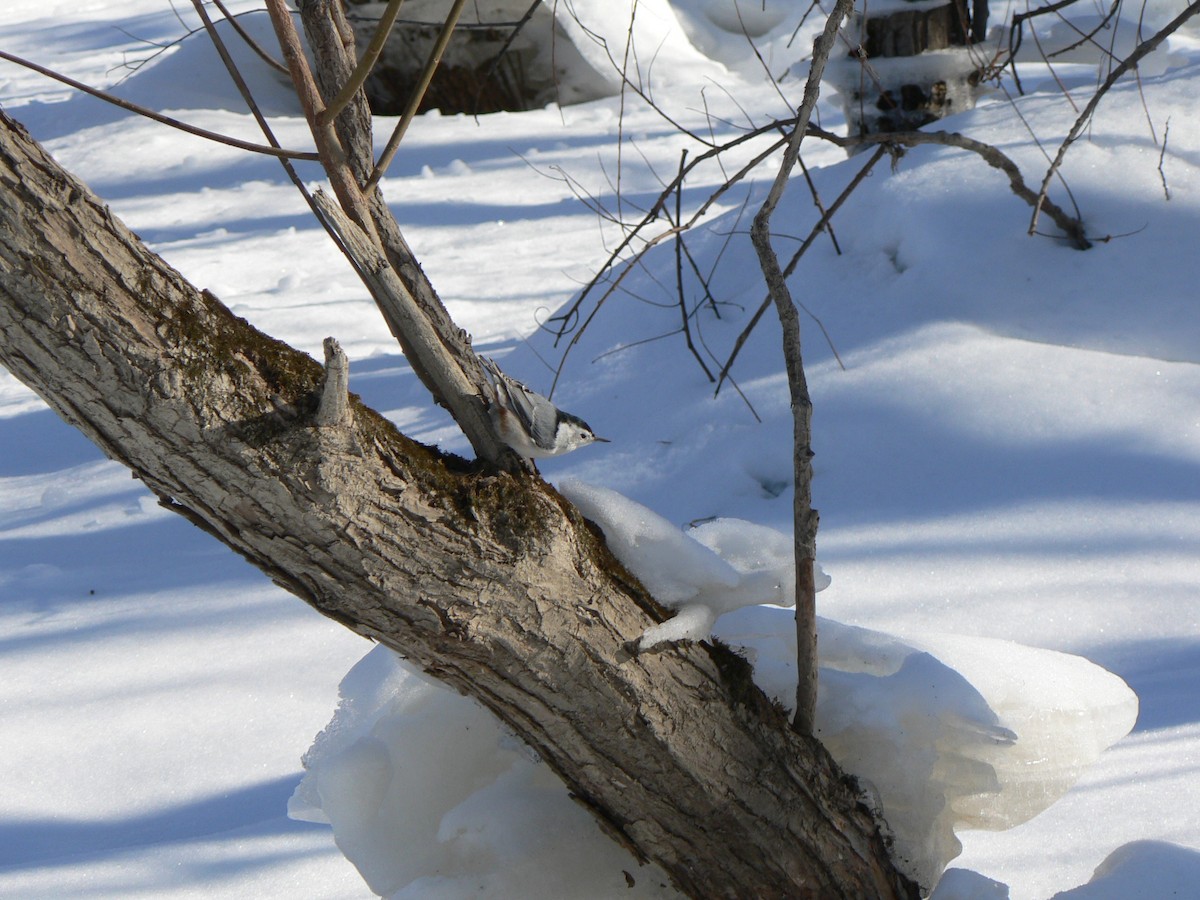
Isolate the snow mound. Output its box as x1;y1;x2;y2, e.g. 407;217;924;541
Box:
555;0;728;95
1048;840;1200;899
289;647;675;899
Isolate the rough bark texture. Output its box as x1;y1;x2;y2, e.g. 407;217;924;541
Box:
838;0;984;137
340;0;562;114
0;111;918;899
862;1;970;58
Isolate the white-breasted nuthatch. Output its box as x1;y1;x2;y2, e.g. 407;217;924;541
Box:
481;357;609;460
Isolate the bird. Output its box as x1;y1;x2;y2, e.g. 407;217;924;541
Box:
481;357;609;460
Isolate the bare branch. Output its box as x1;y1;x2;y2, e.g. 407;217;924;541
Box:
843;128;1091;248
749;0;855;737
1030;0;1200;237
366;0;470;192
0;48;319;161
265;0;378;237
672;150;716;382
210;0;290;75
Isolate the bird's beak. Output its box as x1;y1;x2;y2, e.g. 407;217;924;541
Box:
593;436;611;443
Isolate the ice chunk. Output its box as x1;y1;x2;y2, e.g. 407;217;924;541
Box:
714;606;1139;891
559;478;740;606
289;647;675;899
559;479;826;649
908;632;1140;832
636;603;717;648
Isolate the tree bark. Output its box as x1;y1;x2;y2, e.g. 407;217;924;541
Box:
0;111;917;899
838;0;985;137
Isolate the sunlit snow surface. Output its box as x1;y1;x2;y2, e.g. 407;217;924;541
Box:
2;0;1200;897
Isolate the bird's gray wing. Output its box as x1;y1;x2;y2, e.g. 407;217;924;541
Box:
483;358;557;448
507;379;558;449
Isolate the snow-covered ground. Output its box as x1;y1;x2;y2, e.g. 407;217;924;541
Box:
2;0;1199;897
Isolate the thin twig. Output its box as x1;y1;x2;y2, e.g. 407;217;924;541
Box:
749;0;855;738
613;1;639;229
1007;0;1090;90
543;123;798;392
798;156;841;255
1133;0;1159;146
365;0;470;192
692;191;753;321
189;0;365;281
734;1;793;104
1158;117;1172;201
672;150;715;381
990;76;1084;222
190;0;272;137
679;234;722;319
470;0;544;116
561;4;713;146
1030;0;1200;238
0;48;319;161
1027;19;1078;112
786;0;825;50
210;0;290;75
716;146;883;393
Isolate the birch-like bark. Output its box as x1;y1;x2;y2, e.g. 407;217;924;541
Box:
0;110;917;899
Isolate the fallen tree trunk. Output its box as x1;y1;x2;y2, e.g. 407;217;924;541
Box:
0;110;917;899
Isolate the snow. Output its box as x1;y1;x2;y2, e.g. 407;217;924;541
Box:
559;479;831;647
1049;841;1200;899
2;0;1200;897
287;646;676;899
553;0;728;95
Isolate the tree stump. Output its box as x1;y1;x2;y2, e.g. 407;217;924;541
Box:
341;0;601;114
827;0;988;138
